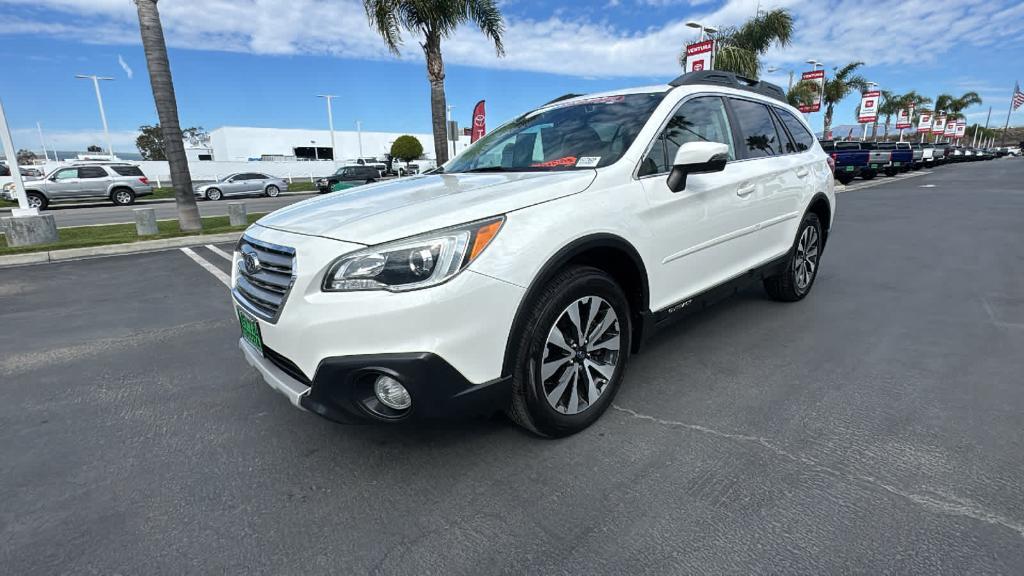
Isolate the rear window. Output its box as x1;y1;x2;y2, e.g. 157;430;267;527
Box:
876;143;896;150
111;165;144;176
835;142;861;150
728;98;785;158
775;108;816;152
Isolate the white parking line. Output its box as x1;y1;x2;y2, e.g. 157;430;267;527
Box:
837;170;932;194
205;244;234;262
180;247;231;287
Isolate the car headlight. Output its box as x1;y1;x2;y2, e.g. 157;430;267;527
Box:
322;216;504;292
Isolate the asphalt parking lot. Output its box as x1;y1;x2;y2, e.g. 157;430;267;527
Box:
2;159;1023;574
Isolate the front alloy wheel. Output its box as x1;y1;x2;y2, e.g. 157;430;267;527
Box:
265;185;280;197
541;296;621;415
507;266;631;437
206;188;222;201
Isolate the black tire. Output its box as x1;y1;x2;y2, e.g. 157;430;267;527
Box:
884;167;899;177
507;266;632;438
26;191;48;210
111;187;136;206
265;185;280;197
764;213;824;302
205;188;223;201
836;173;855;185
861;170;876;180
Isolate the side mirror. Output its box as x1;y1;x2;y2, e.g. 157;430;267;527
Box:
666;142;730;192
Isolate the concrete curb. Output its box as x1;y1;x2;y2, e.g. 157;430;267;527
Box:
0;231;243;268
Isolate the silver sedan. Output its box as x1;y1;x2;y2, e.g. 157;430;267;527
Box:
193;172;289;201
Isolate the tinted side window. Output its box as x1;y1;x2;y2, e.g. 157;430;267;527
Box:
639;96;735;177
78;166;108;179
111;165;144;176
776;109;815;152
729;98;784;158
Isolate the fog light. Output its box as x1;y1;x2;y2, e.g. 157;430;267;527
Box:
374;375;411;410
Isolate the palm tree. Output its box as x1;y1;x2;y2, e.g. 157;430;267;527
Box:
898;91;931;140
786;79;819;109
933;92;981;142
700;8;793;79
363;0;505;166
134;0;200;231
821;61;867;138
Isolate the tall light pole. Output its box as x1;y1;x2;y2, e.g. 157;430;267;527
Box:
446;105;456;160
862;81;878;141
317;94;337;162
355;120;363;158
767;66;793;91
36;122;50;162
75;74;115;159
311;140;318;161
0;97;35;215
685;21;718;42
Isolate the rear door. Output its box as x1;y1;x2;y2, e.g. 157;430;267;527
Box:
75;165;112;198
247;173;270;193
724;97;804;267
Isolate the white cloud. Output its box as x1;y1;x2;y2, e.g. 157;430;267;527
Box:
0;0;1021;82
117;54;133;79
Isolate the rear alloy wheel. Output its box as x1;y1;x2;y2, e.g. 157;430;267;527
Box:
205;188;223;201
27;192;48;210
764;213;823;302
836;174;855;185
111;188;136;206
507;266;631;437
265;185;280;197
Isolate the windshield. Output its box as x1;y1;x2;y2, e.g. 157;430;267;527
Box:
444;92;665;173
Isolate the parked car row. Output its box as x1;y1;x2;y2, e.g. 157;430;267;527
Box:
822;140;1003;185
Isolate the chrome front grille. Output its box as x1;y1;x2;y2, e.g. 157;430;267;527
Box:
233;235;296;323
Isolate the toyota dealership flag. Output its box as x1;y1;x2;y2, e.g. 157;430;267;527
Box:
917;110;932;133
858;91;880;123
684;40;714;73
470;100;486;143
933;115;947;135
955;120;967;138
798;70;825;113
944;117;957;137
895;107;913;130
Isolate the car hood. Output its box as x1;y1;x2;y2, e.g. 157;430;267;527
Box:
254;171;596;245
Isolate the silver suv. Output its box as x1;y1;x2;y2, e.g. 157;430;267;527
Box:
7;163;154;210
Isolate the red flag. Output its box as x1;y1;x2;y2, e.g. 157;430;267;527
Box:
471;100;486;143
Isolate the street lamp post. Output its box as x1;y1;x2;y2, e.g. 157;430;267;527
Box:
75;74;115;159
355;121;363;159
446;105;456;160
316;95;337;162
685;21;718;42
311;140;318;161
766;66;794;91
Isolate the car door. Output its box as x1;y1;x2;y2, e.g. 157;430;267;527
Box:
637;95;762;309
220;174;247;196
75;165;112;198
247;173;269;194
772;107;821;248
46;167;81;199
725;98;805;266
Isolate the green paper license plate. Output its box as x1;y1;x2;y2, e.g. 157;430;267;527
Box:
238;307;264;356
870;163;882;169
845;166;855;172
892;162;901;166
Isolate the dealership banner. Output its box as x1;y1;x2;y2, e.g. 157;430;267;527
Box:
895;107;913;129
955;120;966;138
933;115;947;135
797;70;825;113
944;117;957;137
917;110;932;132
858;91;880;123
684;39;714;73
470;100;486;143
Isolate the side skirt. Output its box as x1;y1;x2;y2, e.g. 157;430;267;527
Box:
639;254;789;343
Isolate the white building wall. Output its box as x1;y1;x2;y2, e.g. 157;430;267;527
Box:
209;126;471;162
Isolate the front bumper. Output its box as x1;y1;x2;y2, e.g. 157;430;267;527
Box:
239;338;512;423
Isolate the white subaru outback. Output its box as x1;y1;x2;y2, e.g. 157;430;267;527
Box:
232;71;835;437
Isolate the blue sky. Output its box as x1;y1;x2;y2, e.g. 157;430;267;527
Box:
1;0;1022;152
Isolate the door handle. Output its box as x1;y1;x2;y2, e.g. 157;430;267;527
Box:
736;183;756;197
795;167;810;178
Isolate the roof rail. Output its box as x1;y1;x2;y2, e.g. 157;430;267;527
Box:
668;70;786;103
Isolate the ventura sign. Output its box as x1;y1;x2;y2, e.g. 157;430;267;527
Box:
684;40;714;73
798;70;825;113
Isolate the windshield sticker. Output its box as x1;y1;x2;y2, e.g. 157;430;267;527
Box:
576;157;601;168
532;156;578;168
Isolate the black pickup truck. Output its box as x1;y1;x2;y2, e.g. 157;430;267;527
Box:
315;165;380;194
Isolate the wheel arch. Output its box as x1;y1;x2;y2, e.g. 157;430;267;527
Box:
500;233;651;377
109;185;134;198
806;192;832;248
